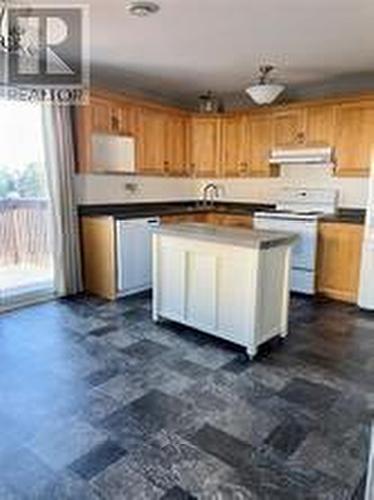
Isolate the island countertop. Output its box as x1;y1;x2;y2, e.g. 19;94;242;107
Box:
153;222;298;250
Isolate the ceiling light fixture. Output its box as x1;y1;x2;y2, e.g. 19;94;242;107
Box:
126;1;160;17
245;65;285;105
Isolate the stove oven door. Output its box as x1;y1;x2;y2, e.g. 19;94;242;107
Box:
254;216;318;294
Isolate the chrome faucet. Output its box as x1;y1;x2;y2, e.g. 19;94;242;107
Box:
202;183;219;207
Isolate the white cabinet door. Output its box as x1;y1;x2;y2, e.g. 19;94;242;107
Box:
117;219;159;295
185;253;216;331
158;244;185;320
216;254;252;345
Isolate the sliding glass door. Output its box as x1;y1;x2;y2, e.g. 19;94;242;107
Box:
0;102;54;310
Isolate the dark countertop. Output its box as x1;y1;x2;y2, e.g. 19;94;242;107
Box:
78;200;275;219
78;200;366;225
320;208;366;225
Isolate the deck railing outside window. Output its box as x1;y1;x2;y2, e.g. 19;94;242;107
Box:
0;198;53;301
0;198;52;268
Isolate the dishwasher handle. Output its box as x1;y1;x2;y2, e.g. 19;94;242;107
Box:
147;218;160;226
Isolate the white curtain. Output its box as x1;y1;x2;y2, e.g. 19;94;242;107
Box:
42;105;82;296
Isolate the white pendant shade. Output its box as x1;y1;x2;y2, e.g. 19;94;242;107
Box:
245;83;285;105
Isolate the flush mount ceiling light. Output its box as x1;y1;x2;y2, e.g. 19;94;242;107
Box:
245;65;285;105
126;1;160;17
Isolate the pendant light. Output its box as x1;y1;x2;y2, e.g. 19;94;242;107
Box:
245;65;285;105
198;90;219;113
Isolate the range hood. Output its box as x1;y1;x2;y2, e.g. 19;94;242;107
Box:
269;146;333;165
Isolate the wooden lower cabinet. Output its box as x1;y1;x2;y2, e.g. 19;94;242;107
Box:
205;213;253;228
316;222;363;303
80;216;117;300
161;213;208;224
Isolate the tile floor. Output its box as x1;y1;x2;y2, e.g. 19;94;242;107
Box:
0;292;372;499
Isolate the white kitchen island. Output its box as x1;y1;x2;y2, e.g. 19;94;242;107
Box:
152;223;297;359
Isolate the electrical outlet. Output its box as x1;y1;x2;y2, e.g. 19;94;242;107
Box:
124;182;138;194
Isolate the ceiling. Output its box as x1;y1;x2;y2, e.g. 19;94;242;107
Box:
42;0;374;109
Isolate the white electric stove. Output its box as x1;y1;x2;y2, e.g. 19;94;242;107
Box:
254;188;338;294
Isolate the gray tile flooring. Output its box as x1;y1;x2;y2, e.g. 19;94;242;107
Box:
0;292;373;499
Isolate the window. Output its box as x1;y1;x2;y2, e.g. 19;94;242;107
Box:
0;102;54;310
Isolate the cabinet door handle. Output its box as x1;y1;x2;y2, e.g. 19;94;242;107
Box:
296;132;305;144
111;115;119;131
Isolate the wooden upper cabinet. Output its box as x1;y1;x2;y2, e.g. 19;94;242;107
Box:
334;102;374;177
248;113;274;176
273;105;336;148
317;222;364;303
137;107;167;175
189;116;221;177
273;108;305;147
304;104;336;145
90;96;122;134
76;91;373;178
221;115;250;177
165;114;188;176
119;103;138;137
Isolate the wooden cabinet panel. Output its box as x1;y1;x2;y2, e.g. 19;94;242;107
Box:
273;108;305;147
334;102;374;177
205;213;253;228
273;105;335;148
165;115;187;176
80;216;116;300
221;115;250;177
220;214;253;228
161;213;208;224
119;103;138;137
189;117;220;177
305;105;336;145
91;97;122;134
137;107;167;175
317;222;363;303
248;114;275;177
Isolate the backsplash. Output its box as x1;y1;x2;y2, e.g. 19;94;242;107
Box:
195;165;369;208
76;170;369;209
75;174;196;204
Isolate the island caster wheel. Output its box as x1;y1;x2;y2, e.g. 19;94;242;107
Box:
246;348;257;361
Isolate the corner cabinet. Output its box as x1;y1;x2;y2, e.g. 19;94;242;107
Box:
316;222;364;303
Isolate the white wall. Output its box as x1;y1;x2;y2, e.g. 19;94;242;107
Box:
75;174;196;204
76;166;369;208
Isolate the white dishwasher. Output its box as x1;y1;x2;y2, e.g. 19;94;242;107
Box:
116;218;160;296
